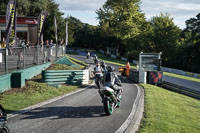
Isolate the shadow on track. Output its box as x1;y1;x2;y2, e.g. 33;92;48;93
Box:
21;106;106;120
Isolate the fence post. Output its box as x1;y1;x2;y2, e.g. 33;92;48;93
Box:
5;48;8;73
62;46;64;56
56;44;58;61
23;47;25;69
37;45;39;65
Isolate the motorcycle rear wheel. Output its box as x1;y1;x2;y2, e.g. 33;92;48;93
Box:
0;126;10;133
103;97;114;115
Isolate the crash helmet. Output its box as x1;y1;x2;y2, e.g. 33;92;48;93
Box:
107;66;115;72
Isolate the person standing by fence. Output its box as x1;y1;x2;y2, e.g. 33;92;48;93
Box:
46;40;51;62
0;37;6;48
0;38;5;66
17;40;25;69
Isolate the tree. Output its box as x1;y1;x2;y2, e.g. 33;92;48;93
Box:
96;0;146;56
66;16;84;46
149;13;182;67
175;13;200;73
97;0;146;40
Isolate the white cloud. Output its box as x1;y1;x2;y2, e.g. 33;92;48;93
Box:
55;0;106;25
141;0;200;29
55;0;106;11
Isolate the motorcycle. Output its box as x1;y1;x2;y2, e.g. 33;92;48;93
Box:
0;106;9;133
100;82;122;115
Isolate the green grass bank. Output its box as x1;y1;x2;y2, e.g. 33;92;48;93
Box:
139;84;200;133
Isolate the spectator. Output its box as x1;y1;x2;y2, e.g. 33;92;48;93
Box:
26;40;30;49
59;39;64;46
17;40;25;69
46;40;51;62
40;40;44;53
0;37;6;48
50;39;55;46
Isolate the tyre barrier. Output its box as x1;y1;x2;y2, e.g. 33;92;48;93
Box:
42;70;89;85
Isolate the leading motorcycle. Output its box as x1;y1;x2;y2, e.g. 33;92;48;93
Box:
99;69;122;115
100;83;122;115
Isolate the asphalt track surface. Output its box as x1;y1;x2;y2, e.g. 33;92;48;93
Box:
7;51;139;133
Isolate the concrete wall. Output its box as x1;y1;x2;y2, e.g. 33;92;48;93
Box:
0;74;11;92
0;62;51;92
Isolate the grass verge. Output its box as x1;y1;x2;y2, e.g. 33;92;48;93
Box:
0;81;78;112
164;72;200;83
66;54;88;69
139;84;200;133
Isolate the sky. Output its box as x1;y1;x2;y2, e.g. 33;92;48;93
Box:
55;0;200;29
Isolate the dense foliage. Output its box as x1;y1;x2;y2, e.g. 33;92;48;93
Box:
0;0;200;73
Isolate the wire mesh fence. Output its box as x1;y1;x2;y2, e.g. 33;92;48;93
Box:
0;45;66;75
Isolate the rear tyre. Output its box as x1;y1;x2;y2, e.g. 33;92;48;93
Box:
0;126;10;133
103;97;114;115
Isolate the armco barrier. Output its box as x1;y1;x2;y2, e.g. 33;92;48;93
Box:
0;74;11;92
121;57;127;61
162;81;200;99
111;54;117;59
42;70;89;85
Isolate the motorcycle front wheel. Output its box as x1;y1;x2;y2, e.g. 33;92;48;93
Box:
0;126;10;133
103;97;114;115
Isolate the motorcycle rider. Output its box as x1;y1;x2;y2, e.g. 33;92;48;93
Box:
94;62;103;78
87;51;90;59
100;61;108;72
94;62;104;90
104;66;122;92
94;54;98;64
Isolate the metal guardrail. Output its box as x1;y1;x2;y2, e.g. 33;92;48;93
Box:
162;81;200;99
0;45;66;75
